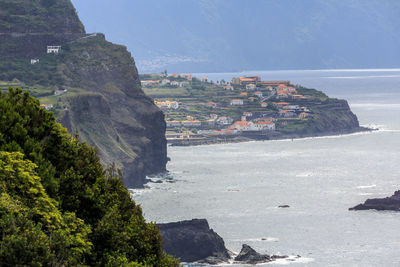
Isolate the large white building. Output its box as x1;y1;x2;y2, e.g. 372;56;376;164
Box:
216;116;234;125
233;121;275;131
230;99;244;106
154;100;179;109
47;46;61;54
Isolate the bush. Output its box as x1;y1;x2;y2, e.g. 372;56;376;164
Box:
0;88;179;266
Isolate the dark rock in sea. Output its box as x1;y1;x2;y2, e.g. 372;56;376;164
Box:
350;190;400;211
158;219;231;264
271;254;290;260
234;244;271;264
278;205;290;208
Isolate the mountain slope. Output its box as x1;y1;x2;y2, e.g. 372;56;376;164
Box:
0;0;168;187
71;0;400;72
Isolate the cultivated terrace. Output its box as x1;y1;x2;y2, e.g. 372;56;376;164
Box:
140;73;358;144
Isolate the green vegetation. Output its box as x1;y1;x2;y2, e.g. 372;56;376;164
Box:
142;75;359;138
0;88;179;266
0;0;84;34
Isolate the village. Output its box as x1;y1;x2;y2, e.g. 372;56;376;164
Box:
140;73;320;143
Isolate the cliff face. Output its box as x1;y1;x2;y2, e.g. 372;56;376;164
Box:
275;87;362;136
0;0;85;33
307;98;360;133
59;35;168;187
0;0;168;187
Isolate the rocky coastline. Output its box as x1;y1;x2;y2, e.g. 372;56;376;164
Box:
350;190;400;211
169;126;372;147
158;219;297;265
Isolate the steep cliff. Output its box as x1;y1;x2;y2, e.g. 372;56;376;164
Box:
0;0;168;187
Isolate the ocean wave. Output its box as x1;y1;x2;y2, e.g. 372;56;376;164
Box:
295;172;313;177
314;68;400;72
200;255;314;266
322;75;400;79
358;193;374;196
230;237;279;242
356;184;376;189
271;256;314;265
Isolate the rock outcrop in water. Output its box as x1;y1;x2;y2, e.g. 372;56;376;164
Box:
158;219;231;264
350;190;400;211
159;219;293;265
234;244;271;264
0;0;168;188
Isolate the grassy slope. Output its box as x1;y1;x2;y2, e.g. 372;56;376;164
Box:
143;78;360;134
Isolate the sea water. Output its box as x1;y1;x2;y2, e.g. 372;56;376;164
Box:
132;69;400;266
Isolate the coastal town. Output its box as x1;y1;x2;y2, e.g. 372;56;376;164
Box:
140;72;329;144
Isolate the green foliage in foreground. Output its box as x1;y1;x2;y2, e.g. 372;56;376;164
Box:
0;88;179;266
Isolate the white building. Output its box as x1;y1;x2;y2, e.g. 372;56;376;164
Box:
170;81;179;87
179;81;190;87
254;91;263;97
30;59;39;65
246;83;256;90
283;105;300;110
47;46;61;54
279;110;296;118
155;100;179;109
233;121;275;132
216;116;234;125
40;104;53;111
243;112;253;117
253;121;275;131
200;77;208;82
166;101;179;109
230;99;244;106
161;79;171;85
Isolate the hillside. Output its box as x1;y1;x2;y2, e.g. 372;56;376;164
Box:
0;0;167;187
0;88;178;266
141;74;364;145
72;0;400;72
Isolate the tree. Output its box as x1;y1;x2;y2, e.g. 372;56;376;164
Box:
0;88;179;266
0;152;91;266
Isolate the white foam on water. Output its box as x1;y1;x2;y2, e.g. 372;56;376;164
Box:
312;68;400;72
206;255;314;266
295;172;313;178
322;75;400;79
230;237;279;242
271;256;315;265
356;184;376;189
358;193;374;196
279;130;375;142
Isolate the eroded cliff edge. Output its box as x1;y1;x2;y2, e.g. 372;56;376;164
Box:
0;0;168;187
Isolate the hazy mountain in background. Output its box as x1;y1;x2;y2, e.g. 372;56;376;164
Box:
71;0;400;73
